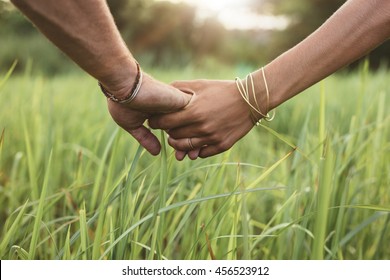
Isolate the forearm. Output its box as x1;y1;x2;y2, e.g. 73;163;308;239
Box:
11;0;135;96
261;0;390;109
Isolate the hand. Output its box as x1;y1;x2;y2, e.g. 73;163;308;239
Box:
107;73;191;155
148;79;258;160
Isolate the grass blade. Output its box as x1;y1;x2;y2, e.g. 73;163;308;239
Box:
312;139;335;259
62;226;72;260
79;202;88;260
100;185;284;259
338;212;386;250
0;200;29;258
0;128;4;149
148;215;161;260
247;148;296;189
28;151;53;259
22;113;39;200
11;246;29;260
319;81;326;157
149;132;168;259
90;128;118;211
0;60;17;91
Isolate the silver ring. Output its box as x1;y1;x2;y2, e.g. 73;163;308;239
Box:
188;138;195;150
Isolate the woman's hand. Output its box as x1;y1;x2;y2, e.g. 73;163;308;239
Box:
148;79;257;160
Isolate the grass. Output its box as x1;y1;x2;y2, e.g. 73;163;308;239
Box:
0;63;389;260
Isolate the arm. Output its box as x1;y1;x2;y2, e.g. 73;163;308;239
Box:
11;0;190;155
265;0;390;110
149;0;390;159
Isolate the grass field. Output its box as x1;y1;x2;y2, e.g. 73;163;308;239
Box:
0;63;389;260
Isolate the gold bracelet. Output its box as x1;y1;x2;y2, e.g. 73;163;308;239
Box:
260;67;275;122
235;75;264;125
235;67;275;126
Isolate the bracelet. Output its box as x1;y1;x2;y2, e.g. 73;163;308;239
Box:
98;61;143;104
235;74;264;125
260;67;275;122
235;67;275;126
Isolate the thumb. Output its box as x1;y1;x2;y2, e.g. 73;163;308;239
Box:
161;84;194;112
163;80;198;112
130;75;192;112
170;80;200;105
128;126;161;156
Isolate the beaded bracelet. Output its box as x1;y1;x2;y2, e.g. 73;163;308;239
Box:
98;61;143;104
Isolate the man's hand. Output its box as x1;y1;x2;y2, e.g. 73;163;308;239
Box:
10;0;192;155
107;73;191;155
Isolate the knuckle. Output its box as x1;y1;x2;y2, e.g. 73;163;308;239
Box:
198;123;209;134
198;122;213;135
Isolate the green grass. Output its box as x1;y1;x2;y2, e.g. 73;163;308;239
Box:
0;64;389;260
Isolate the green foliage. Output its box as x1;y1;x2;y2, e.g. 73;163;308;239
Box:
0;0;268;74
0;64;389;260
0;5;77;75
2;0;388;75
107;0;258;67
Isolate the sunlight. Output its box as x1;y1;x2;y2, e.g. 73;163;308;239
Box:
157;0;288;30
186;0;252;12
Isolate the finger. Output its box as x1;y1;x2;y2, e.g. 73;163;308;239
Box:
187;149;201;160
148;93;197;130
148;113;181;130
157;85;193;112
128;126;161;155
198;145;225;158
198;140;234;158
166;124;208;139
168;136;208;151
175;150;187;161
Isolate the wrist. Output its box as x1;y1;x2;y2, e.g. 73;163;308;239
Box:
254;63;290;111
250;69;275;114
235;70;272;125
98;56;139;100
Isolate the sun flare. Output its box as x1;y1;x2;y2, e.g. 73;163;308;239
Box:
185;0;252;12
157;0;288;30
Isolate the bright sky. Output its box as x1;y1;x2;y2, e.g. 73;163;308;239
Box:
156;0;288;30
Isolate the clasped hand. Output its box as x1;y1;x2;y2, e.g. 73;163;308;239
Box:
149;79;256;160
108;74;260;160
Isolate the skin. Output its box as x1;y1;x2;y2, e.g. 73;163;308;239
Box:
10;0;191;156
149;0;390;160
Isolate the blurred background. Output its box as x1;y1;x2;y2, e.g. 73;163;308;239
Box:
1;0;389;75
1;0;389;261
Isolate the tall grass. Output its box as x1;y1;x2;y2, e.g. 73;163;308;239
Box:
0;64;389;260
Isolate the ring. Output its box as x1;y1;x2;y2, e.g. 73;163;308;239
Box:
188;138;195;150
